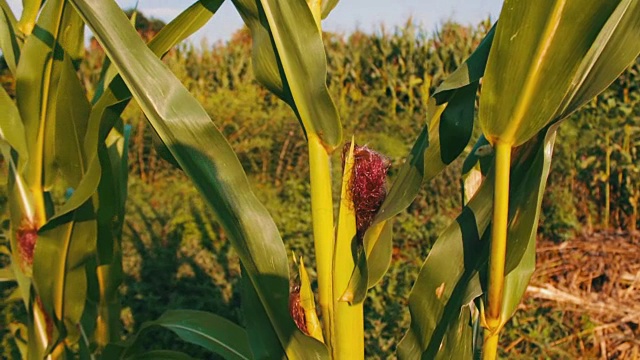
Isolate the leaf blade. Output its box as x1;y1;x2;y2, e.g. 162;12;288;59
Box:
69;1;327;358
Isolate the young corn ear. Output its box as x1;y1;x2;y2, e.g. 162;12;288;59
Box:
289;256;324;343
16;221;38;274
342;142;390;239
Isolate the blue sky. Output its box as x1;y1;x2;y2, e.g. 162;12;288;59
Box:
7;0;503;43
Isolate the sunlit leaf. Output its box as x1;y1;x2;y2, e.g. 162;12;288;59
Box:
478;0;638;147
557;0;640;118
15;0;84;190
320;0;339;19
17;0;40;35
54;56;90;187
0;86;28;168
397;126;557;359
58;0;222;219
0;3;21;74
231;0;342;149
70;0;328;358
343;26;496;304
34;201;97;344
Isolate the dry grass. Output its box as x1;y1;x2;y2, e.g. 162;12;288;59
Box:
523;233;640;359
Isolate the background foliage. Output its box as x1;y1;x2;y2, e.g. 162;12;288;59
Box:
1;15;639;358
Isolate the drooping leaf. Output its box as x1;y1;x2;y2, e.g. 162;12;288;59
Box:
231;0;342;149
343;26;496;304
122;310;252;360
69;0;327;358
397;126;557;359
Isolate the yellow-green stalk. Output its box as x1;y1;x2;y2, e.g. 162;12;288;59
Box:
308;134;335;349
482;142;511;360
333;141;364;359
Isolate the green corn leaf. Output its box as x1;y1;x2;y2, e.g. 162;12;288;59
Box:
88;122;130;348
2;87;34;319
31;53;96;347
147;0;223;57
320;0;339;19
0;86;28;169
54;56;91;187
342;26;496;304
557;0;640;119
397;126;557;359
15;0;84;191
55;0;222;219
231;0;342;149
128;350;195;360
242;269;284;360
497;126;558;329
0;0;17;25
69;0;327;358
435;307;473;360
0;2;21;74
92;0;223;104
479;0;638;147
121;310;252;360
34;200;97;345
17;0;40;35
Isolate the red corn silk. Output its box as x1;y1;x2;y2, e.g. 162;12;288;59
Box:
288;283;308;335
342;143;390;239
17;222;38;268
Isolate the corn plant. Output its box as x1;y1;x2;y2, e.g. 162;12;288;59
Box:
1;0;639;359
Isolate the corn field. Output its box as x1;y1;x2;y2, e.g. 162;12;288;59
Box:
0;0;639;359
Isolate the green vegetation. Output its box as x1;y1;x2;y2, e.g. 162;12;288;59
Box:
1;0;639;359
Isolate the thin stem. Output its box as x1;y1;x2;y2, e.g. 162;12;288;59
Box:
482;330;500;360
483;141;511;360
308;134;335;351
